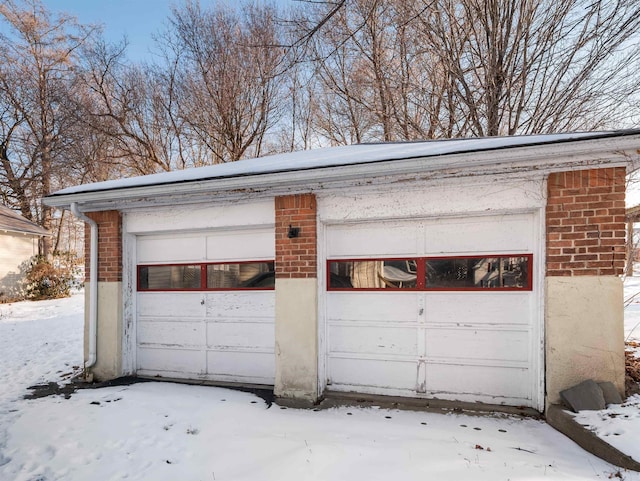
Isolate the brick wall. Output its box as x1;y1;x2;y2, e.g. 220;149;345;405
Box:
275;194;317;278
84;210;122;282
546;167;626;276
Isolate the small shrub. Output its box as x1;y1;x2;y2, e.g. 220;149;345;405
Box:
25;252;81;300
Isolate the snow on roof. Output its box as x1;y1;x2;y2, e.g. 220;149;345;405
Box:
51;131;634;196
0;205;50;236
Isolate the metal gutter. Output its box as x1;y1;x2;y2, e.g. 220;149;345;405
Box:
70;203;98;371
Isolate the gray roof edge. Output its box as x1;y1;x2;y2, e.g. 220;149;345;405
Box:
0;226;51;237
0;206;50;236
44;130;640;209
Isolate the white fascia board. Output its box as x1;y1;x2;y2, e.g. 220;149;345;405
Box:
0;227;52;237
44;135;640;212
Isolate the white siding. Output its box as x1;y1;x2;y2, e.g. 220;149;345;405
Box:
125;200;274;234
318;176;545;223
0;233;39;298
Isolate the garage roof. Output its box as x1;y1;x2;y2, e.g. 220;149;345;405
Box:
45;130;640;209
0;205;50;236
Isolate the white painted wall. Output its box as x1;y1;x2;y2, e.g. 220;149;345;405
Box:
124;199;274;234
545;276;625;406
317;175;546;223
275;278;318;401
0;232;39;299
85;281;123;381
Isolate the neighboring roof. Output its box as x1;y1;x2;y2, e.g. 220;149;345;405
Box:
0;205;50;236
44;130;640;210
627;205;640;219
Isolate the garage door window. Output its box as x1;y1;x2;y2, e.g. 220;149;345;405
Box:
138;261;275;291
138;264;201;290
328;255;531;291
207;262;274;288
426;256;530;289
328;259;417;289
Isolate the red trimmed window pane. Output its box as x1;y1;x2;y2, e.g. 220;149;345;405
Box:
137;261;275;291
328;259;418;289
426;256;530;289
139;264;201;290
327;255;532;291
207;262;274;288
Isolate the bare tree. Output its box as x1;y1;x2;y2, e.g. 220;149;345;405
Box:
297;0;476;143
2;0;636;236
280;62;321;151
0;0;99;255
307;0;406;143
294;0;640;140
75;39;182;175
165;1;287;163
416;0;640;136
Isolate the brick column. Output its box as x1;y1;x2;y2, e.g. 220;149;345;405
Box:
85;210;122;282
545;167;626;408
546;168;626;276
275;194;317;279
83;210;123;381
274;194;318;404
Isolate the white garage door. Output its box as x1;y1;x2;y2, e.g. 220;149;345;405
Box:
325;213;540;408
135;228;275;385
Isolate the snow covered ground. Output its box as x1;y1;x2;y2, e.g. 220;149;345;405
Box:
1;291;640;480
572;274;640;466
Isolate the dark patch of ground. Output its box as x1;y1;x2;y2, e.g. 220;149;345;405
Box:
24;375;275;408
25;376;150;400
231;386;274;407
24;382;77;400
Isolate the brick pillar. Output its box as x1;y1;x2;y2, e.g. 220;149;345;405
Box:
83;210;123;381
85;210;122;282
275;194;317;279
545;167;626;408
546;168;626;276
274;194;318;404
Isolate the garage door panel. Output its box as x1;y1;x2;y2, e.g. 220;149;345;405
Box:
137;236;206;263
136;228;275;386
426;293;531;326
138;293;205;318
327;293;419;323
206;229;274;261
427;364;530;401
205;292;274;318
329;325;418;356
137;347;206;374
326;223;419;257
207;351;274;382
325;212;539;408
206;321;274;350
138;320;205;347
425;215;533;253
425;327;529;363
329;357;417;392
